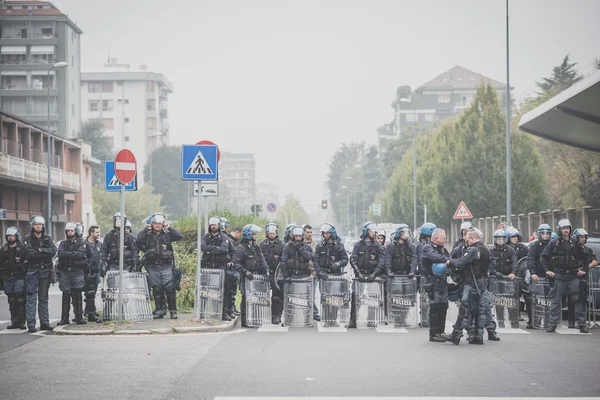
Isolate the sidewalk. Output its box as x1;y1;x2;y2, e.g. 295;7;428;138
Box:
54;314;238;335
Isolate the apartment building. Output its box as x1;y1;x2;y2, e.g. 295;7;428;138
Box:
0;110;98;239
218;152;255;213
0;0;82;138
80;59;173;183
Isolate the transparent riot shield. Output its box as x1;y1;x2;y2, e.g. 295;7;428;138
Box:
532;278;551;329
102;271;153;322
490;276;520;327
353;278;385;328
245;274;271;327
320;275;350;327
386;276;418;327
283;276;314;327
199;268;224;321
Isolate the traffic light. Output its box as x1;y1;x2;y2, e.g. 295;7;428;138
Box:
321;200;328;210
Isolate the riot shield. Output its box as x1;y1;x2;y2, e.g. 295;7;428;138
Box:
245;274;271;327
199;268;224;321
532;278;551;329
353;278;385;328
283;276;314;327
102;271;153;322
490;275;520;327
386;276;418;327
320;275;350;327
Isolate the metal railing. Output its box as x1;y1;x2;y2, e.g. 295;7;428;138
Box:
1;83;56;90
0;152;79;191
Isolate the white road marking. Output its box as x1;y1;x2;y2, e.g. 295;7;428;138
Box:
375;326;408;333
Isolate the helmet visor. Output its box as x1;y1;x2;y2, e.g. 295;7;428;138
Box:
6;227;18;236
208;217;221;226
249;224;261;235
365;223;377;232
151;214;165;224
32;216;45;225
494;236;506;245
265;224;278;234
292;227;304;236
65;222;77;231
320;223;334;233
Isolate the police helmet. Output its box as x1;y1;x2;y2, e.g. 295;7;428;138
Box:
220;217;230;230
284;224;295;240
393;224;411;241
292;226;305;239
420;222;437;237
320;223;338;240
361;221;377;239
242;224;261;241
460;221;474;232
208;216;221;227
113;212;128;228
65;222;77;236
551;232;558;239
556;219;572;233
505;226;521;241
30;216;46;233
265;223;279;236
432;263;447;278
75;223;84;238
493;229;507;245
537;224;552;235
5;226;19;242
150;213;166;225
125;220;132;229
573;228;588;240
447;283;461;302
377;229;386;238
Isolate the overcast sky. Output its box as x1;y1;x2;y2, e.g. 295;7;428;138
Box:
54;0;599;209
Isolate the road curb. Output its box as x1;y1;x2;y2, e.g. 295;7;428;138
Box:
53;325;114;335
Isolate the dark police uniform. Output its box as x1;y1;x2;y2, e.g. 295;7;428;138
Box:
233;239;269;327
260;237;285;324
0;240;27;329
201;231;232;320
23;231;56;330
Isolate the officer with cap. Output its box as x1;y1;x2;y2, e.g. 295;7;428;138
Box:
22;216;57;331
260;223;285;324
57;222;88;325
1;226;27;330
542;219;590;333
101;212;138;275
137;213;183;319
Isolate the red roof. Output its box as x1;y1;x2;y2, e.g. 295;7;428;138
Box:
1;1;63;16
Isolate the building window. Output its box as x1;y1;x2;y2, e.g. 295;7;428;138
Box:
146;81;154;92
102;100;113;111
117;99;129;104
89;100;99;111
102;81;114;93
41;28;53;38
425;113;434;122
460;94;473;107
88;83;102;93
103;119;114;130
1;54;27;64
146;118;156;129
438;94;450;103
147;99;155;111
405;113;416;122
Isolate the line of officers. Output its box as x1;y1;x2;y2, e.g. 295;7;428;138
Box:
0;212;184;331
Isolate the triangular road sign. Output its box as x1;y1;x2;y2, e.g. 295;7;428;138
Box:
185;150;213;175
453;201;473;219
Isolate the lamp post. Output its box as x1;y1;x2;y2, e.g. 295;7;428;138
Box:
340;186;350;235
47;61;68;237
505;0;512;226
399;98;417;232
345;177;357;236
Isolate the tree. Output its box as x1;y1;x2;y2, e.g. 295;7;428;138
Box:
279;194;308;226
77;120;115;185
536;54;583;97
594;57;600;70
92;185;164;235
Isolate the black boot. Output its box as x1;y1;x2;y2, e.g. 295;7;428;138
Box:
56;291;71;325
568;298;575;328
153;290;165;319
166;292;178;320
438;303;448;335
487;330;500;341
73;292;87;325
7;294;25;329
445;330;461;345
470;336;484;345
85;292;97;321
428;305;440;340
240;297;247;327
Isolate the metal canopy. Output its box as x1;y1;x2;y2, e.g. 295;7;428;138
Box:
519;70;600;152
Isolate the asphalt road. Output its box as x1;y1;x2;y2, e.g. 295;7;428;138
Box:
1;320;599;400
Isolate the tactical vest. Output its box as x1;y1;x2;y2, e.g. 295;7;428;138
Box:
390;242;412;274
356;241;380;274
144;231;174;264
491;246;512;275
421;243;448;278
23;233;54;268
260;239;284;272
469;242;490;279
241;242;263;273
511;243;528;261
202;234;228;265
316;241;341;273
550;238;580;271
106;230;135;265
287;244;310;275
1;243;26;276
59;239;87;270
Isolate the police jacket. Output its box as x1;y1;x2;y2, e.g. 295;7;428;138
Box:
490;245;517;276
85;238;102;273
281;241;312;277
451;239;467;259
509;242;529;261
58;238;87;271
0;241;27;277
136;227;182;267
416;239;429;268
226;233;240;261
541;236;589;277
259;238;285;273
350;239;384;276
384;240;416;275
22;232;56;270
448;241;490;282
312;239;348;275
527;240;548;277
201;232;229;266
420;242;449;278
101;230;138;267
233;240;268;276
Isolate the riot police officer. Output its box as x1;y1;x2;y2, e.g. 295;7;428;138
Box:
489;229;518;328
376;229;386;246
57;222;88;325
445;230;490;345
528;224;552;280
22;216;57;332
0;226;27;330
283;224;295;244
421;228;450;342
201;216;233;321
452;221;474;254
137;213;183;319
542;219;589;333
223;220;242;317
101;212;138;275
281;226;313;281
125;220;134;235
384;224;416;278
348;221;384;328
233;224;269;328
314;223;348;327
83;226;102;322
417;222;437;269
506;227;529;260
504;226;533;328
260;223;285;324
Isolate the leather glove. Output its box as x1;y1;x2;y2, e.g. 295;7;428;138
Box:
284;277;292;284
495;272;504;279
331;262;341;271
245;271;254;280
408;273;415;279
319;273;329;281
368;273;376;282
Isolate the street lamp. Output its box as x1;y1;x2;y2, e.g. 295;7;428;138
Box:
340;186;350;235
47;61;68;237
399;98;418;232
345;176;357;236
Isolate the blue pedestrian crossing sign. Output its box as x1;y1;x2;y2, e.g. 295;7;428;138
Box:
181;144;218;181
104;161;137;192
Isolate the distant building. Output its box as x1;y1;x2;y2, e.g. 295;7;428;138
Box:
379;65;508;152
0;110;99;239
218;152;255;213
80;58;173;184
0;0;83;138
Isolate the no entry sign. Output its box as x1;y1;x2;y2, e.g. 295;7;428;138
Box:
114;149;137;184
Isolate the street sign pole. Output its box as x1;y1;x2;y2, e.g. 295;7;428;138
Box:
196;180;202;320
118;184;125;324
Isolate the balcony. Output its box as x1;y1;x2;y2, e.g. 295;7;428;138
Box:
0;83;57;96
0;152;79;192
